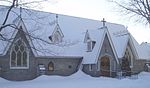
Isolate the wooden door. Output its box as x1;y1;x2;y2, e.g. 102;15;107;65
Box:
100;56;110;77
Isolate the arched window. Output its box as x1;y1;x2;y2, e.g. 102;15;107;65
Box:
124;46;133;67
48;62;54;71
10;39;29;69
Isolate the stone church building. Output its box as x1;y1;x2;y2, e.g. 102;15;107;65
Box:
0;5;149;81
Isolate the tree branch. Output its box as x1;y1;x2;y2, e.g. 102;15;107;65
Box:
111;0;150;25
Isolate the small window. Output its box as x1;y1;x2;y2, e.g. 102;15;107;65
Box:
97;61;100;71
92;41;96;49
89;64;93;71
49;36;52;41
87;41;92;52
48;62;54;71
87;41;96;52
68;65;72;69
53;31;62;43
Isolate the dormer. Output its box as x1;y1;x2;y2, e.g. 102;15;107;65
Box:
87;40;96;52
84;30;91;43
84;30;96;52
49;24;64;44
49;14;64;44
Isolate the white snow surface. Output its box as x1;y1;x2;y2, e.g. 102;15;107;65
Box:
0;71;150;88
131;35;150;60
138;42;150;60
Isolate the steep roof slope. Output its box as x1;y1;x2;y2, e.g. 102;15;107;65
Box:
0;5;143;63
82;24;129;64
83;27;106;64
0;5;102;57
107;23;129;58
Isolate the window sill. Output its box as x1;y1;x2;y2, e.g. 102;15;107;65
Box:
10;67;29;69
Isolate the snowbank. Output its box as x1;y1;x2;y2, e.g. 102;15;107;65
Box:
68;70;91;78
0;72;150;88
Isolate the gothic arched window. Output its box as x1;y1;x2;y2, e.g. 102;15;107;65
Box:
10;39;29;69
48;62;54;71
124;46;133;67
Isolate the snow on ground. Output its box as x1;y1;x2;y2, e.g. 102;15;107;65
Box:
1;71;150;88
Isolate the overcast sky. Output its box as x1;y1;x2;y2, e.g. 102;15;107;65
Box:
1;0;150;44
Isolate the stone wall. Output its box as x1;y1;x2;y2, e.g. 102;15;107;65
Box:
82;34;118;77
132;59;146;74
0;31;38;81
82;64;99;77
37;57;82;76
0;48;37;81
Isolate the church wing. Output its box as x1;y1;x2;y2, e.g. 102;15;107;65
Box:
9;21;32;69
0;16;37;69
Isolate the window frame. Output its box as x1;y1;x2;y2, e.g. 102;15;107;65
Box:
53;31;62;43
10;38;29;69
89;64;93;71
124;46;133;68
87;41;92;52
48;61;54;71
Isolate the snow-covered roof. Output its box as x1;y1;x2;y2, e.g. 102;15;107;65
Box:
0;5;101;57
107;23;129;58
140;44;150;60
0;5;147;63
83;27;106;64
82;24;129;64
137;42;150;60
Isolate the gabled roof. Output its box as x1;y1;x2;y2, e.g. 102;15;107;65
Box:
83;27;120;64
106;23;129;58
0;5;101;57
51;24;64;38
83;23;130;64
1;17;38;56
139;43;150;60
106;27;118;63
133;40;150;60
126;34;139;59
0;5;144;62
83;28;106;64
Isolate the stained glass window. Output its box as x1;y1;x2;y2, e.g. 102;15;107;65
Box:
10;39;29;68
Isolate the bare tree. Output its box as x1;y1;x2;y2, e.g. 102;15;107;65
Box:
0;0;51;31
0;0;76;55
110;0;150;25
